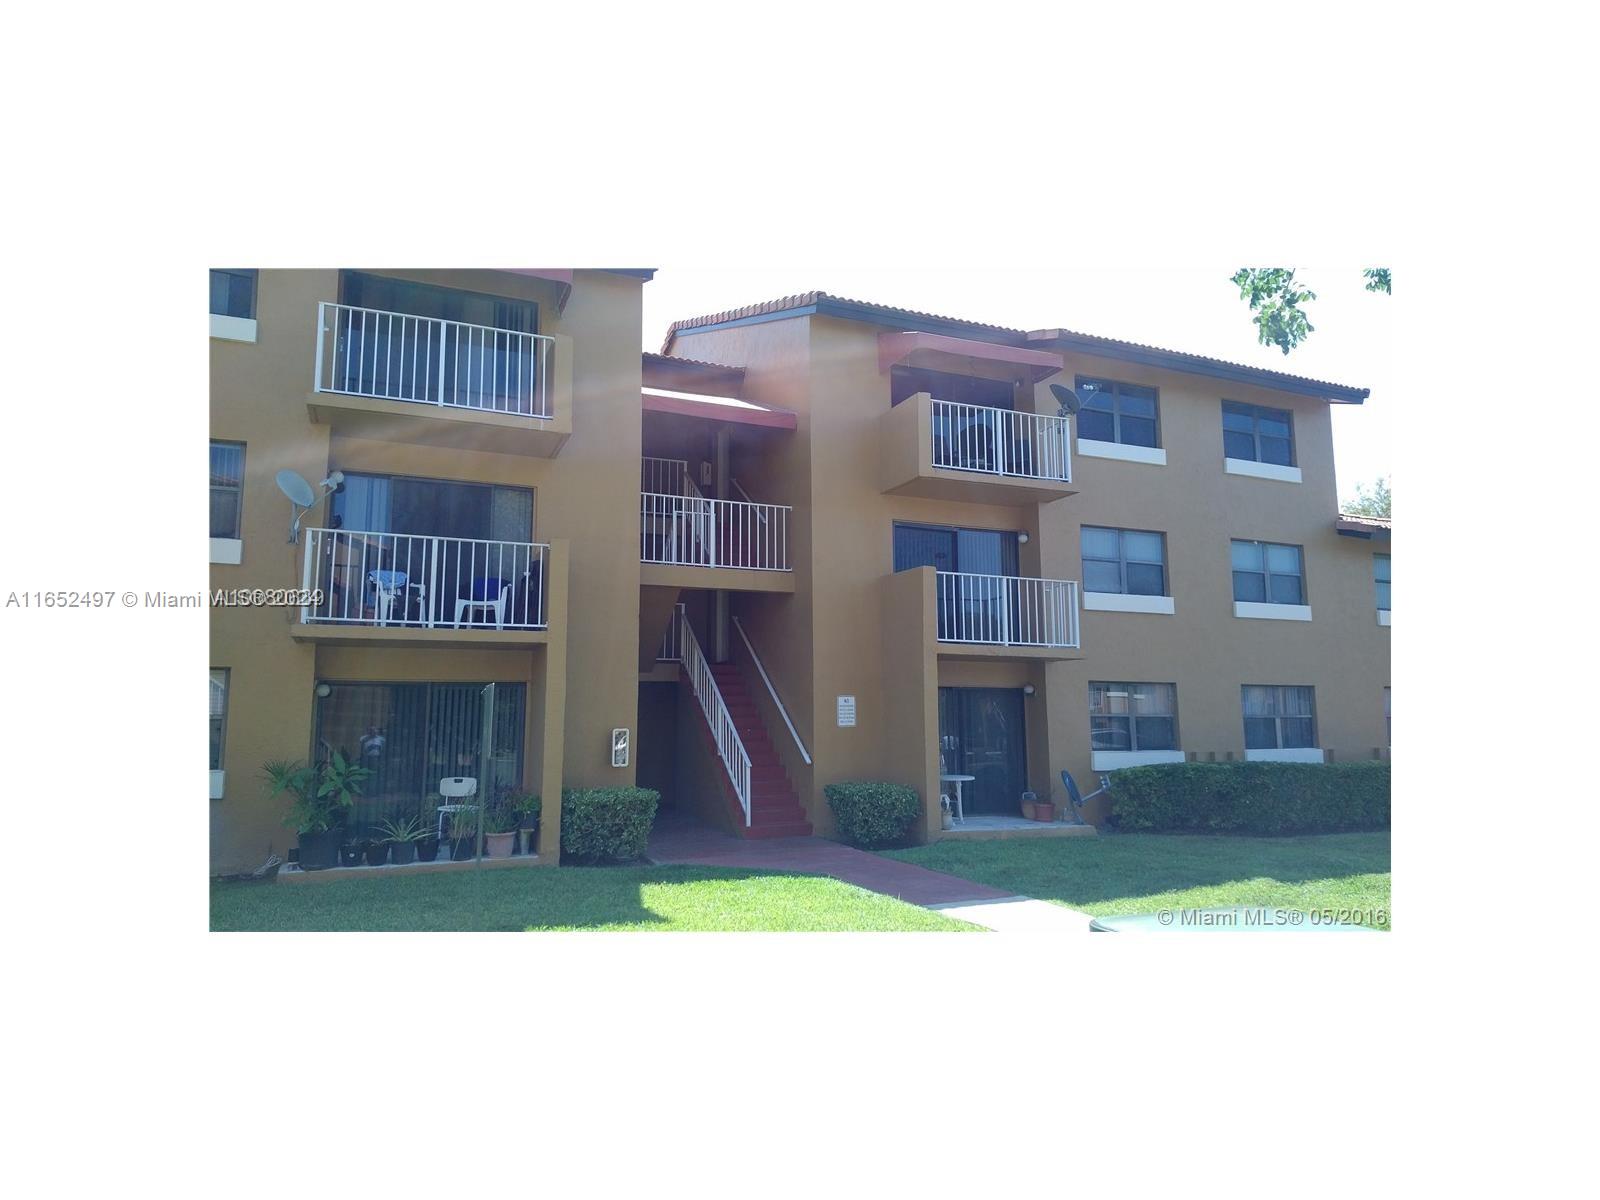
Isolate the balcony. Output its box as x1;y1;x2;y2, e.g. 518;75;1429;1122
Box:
880;393;1077;504
935;572;1080;656
639;462;793;592
307;302;572;456
292;528;555;648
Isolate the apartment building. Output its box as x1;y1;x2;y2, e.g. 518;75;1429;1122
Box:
209;273;1389;873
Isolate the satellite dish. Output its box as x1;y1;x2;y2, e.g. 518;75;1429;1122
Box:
1049;383;1084;416
275;469;316;507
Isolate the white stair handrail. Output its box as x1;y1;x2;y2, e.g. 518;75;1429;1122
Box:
675;605;752;825
731;616;811;765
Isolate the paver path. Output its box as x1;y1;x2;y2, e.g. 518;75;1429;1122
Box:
647;815;1012;908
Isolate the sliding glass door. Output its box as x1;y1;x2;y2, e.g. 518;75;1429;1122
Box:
895;523;1020;641
313;681;527;837
938;687;1028;815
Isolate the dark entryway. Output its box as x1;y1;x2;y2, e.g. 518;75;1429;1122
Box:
938;687;1028;815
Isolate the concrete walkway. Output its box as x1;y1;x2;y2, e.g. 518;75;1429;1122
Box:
647;815;1013;908
927;896;1096;932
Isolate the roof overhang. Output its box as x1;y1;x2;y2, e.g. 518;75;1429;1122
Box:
1335;515;1392;539
641;387;797;430
1027;328;1369;403
878;331;1064;382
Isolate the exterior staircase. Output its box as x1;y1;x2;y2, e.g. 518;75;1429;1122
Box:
701;663;812;838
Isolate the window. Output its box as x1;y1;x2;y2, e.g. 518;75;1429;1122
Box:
1090;682;1178;752
1242;685;1317;749
1231;539;1304;604
1082;526;1167;595
1374;554;1391;612
1077;378;1159;447
1222;400;1295;466
210;669;229;770
210;441;245;539
209;269;257;319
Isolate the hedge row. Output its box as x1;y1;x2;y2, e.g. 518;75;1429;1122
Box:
823;781;921;849
1108;762;1389;835
559;786;660;863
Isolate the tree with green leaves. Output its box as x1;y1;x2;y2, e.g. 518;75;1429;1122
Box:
1344;476;1391;518
1231;268;1389;354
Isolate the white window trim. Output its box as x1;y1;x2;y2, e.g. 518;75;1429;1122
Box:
210;537;243;565
1092;749;1186;771
1076;438;1167;466
1378;609;1391;627
211;314;258;343
1084;591;1175;615
1235;601;1312;622
1245;747;1326;764
210;769;226;800
1225;457;1302;484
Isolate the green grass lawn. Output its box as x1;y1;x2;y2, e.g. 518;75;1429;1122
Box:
886;832;1391;929
210;864;978;932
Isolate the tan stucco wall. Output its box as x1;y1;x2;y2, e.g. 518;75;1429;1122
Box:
209;270;641;872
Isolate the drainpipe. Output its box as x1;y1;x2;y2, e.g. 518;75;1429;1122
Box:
713;425;730;662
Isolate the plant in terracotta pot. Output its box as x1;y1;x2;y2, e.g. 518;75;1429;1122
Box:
511;793;542;854
1019;790;1038;821
376;815;429;865
1023;791;1056;822
483;805;519;859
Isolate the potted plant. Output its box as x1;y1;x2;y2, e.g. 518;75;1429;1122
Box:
265;759;339;870
338;840;364;868
511;793;542;854
1025;791;1056;822
376;815;429;865
483;805;519;859
447;808;479;862
1019;790;1038;821
416;803;441;862
363;838;390;867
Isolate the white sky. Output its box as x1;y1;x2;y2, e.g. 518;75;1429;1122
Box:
640;268;1391;508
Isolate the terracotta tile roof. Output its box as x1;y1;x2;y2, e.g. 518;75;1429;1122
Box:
1335;513;1392;537
663;291;1025;350
641;351;744;377
662;290;1367;402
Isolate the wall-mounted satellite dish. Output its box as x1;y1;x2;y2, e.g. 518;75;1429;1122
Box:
275;469;316;508
276;469;343;543
1049;383;1086;417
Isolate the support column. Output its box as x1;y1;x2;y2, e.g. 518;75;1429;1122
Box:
713;425;730;662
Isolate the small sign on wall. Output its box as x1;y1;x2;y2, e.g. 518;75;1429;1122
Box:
836;696;856;728
611;728;630;768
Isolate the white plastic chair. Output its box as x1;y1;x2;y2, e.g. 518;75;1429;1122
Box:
454;580;512;629
436;776;479;840
368;570;408;625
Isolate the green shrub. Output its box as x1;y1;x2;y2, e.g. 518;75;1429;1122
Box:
559;787;659;864
1108;762;1389;835
824;781;921;848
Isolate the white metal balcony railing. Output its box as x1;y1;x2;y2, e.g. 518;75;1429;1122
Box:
930;399;1072;483
640;487;792;571
662;604;751;825
314;302;554;419
934;572;1080;648
300;528;549;631
641;456;690;496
